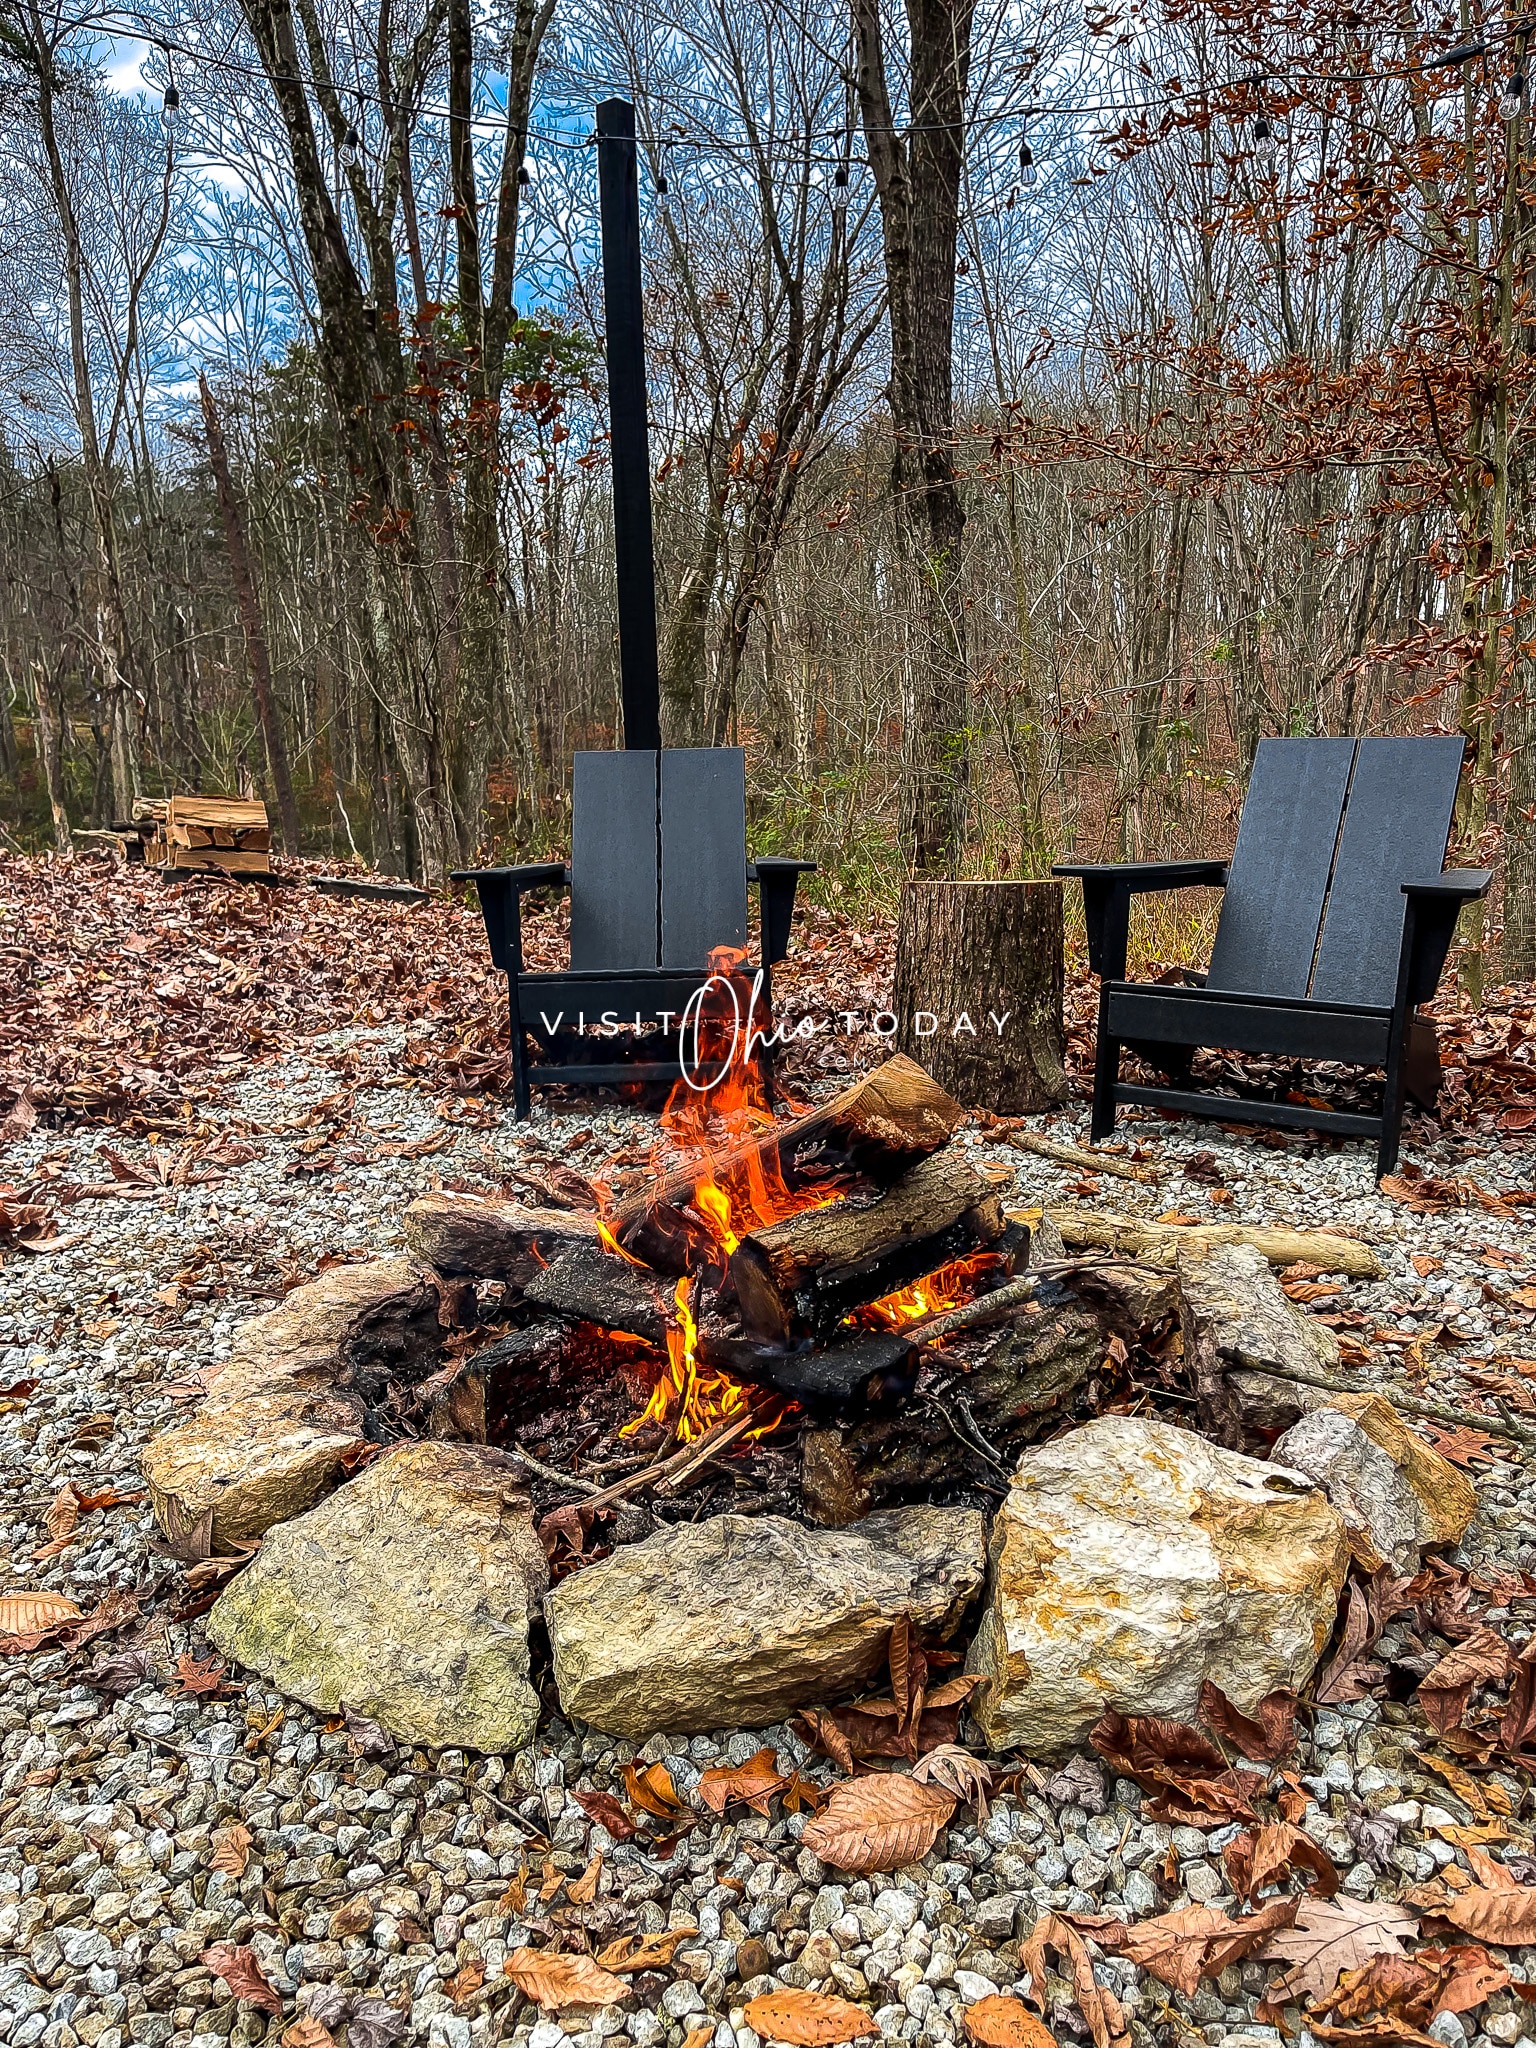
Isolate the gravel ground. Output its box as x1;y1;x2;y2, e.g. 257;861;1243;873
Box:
5;1034;1536;2048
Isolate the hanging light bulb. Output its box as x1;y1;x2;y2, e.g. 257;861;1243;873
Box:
1500;73;1526;120
1018;138;1036;188
1252;114;1279;162
832;163;849;215
340;125;360;167
518;160;532;189
657;168;671;216
159;83;180;136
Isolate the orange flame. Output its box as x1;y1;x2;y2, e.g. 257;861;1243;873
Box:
622;1273;784;1443
850;1250;1007;1331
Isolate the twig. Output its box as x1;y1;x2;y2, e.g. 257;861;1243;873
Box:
898;1255;1158;1351
509;1442;604;1497
655;1412;755;1495
1005;1131;1163;1182
1240;1358;1536;1454
541;1412;750;1516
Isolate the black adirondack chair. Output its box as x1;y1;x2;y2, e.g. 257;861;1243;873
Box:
453;746;813;1119
1054;736;1490;1175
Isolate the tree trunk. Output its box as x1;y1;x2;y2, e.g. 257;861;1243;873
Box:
30;660;73;855
892;880;1067;1111
199;375;302;855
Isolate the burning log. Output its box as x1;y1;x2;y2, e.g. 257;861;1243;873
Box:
608;1054;966;1272
728;1146;1015;1343
523;1244;674;1346
403;1191;601;1285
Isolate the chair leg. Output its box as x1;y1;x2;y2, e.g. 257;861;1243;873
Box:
1091;984;1119;1142
1404;1016;1442;1113
1377;1009;1410;1178
509;978;531;1122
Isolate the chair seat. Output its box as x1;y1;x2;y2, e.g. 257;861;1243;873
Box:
1107;981;1393;1066
518;967;765;1035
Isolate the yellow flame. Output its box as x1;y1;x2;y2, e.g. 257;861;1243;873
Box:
622;1273;780;1444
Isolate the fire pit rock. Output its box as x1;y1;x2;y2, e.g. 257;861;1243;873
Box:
1270;1390;1476;1574
207;1439;548;1752
965;1413;1349;1754
547;1505;987;1738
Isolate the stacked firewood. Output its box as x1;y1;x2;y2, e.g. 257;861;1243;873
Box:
133;795;272;874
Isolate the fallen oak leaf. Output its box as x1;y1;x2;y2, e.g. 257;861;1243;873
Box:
742;1989;879;2043
800;1773;956;1874
1418;1629;1511;1736
911;1743;993;1819
571;1788;638;1841
201;1942;283;2014
1197;1680;1297;1761
1089;1707;1256;1825
697;1746;788;1816
961;1993;1056;2048
1018;1911;1128;2048
566;1851;603;1905
1257;1895;1418;2003
781;1773;828;1815
595;1927;699;1973
1224;1821;1340;1900
503;1949;631;2010
446;1959;485;2007
1083;1898;1298;1998
1439;1885;1536;1946
623;1759;686;1819
793;1707;855;1774
169;1652;231;1697
208;1823;254;1877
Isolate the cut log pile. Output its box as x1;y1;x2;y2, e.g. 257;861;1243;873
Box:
131;794;272;874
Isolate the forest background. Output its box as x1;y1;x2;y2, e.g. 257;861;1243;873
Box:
1;0;1534;998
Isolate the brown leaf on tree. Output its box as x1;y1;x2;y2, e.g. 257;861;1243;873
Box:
800;1774;956;1873
1018;1912;1129;2048
961;1993;1056;2048
170;1652;230;1697
623;1760;686;1819
1197;1681;1297;1761
571;1788;638;1841
741;1990;879;2043
698;1747;789;1816
1224;1822;1340;1901
566;1852;603;1905
1257;1896;1418;2003
1084;1899;1298;1998
1440;1884;1536;1946
208;1823;254;1876
503;1948;631;2010
595;1928;699;1974
201;1943;283;2014
1089;1708;1256;1825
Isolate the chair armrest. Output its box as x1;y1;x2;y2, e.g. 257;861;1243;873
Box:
1053;861;1228;980
1396;872;1491;1009
749;859;817;966
1400;870;1492;900
451;865;570;976
450;863;569;889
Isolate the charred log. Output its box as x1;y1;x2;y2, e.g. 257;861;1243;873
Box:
403;1190;602;1284
522;1244;674;1346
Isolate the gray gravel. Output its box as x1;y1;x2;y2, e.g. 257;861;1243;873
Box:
4;1047;1536;2048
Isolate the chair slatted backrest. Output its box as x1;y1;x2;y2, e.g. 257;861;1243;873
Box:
1206;738;1357;997
569;751;659;970
568;747;749;973
660;748;748;969
1310;735;1465;1007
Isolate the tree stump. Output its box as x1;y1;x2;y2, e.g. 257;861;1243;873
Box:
892;880;1067;1111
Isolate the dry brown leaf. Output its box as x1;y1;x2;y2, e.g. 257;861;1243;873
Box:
1419;1629;1511;1734
782;1773;828;1815
1257;1896;1418;2002
208;1823;254;1877
623;1759;686;1819
567;1852;603;1906
1086;1899;1297;1999
170;1652;229;1697
201;1943;283;2014
1089;1707;1256;1824
1197;1681;1297;1761
800;1773;956;1874
571;1788;638;1841
681;2027;714;2048
911;1743;993;1818
34;1482;82;1558
698;1746;789;1816
961;1994;1056;2048
281;2020;337;2048
1224;1822;1340;1901
1018;1912;1128;2048
1421;1754;1499;1819
1440;1885;1536;1945
0;1590;81;1637
503;1948;631;2010
742;1989;879;2043
329;1897;375;1939
794;1707;856;1774
447;1959;485;2007
595;1928;699;1974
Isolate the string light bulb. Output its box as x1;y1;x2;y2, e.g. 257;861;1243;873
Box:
340;125;360;166
1018;138;1036;188
657;168;671;215
832;164;849;214
1500;73;1526;120
159;83;180;135
1252;114;1278;162
518;160;532;189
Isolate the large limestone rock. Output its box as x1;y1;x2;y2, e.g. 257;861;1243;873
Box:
142;1391;367;1552
208;1441;548;1752
966;1414;1349;1755
1178;1242;1339;1437
1271;1392;1476;1575
547;1506;987;1737
205;1257;437;1405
